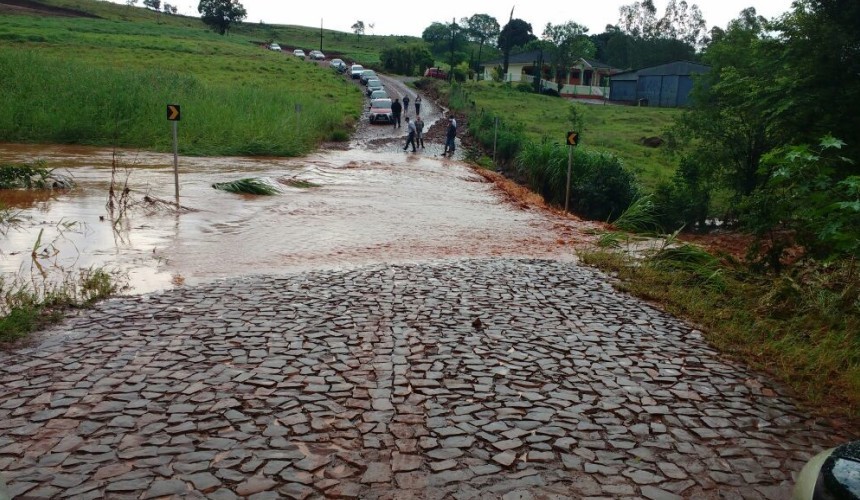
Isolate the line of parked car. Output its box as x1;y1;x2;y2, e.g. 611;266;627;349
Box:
267;43;325;60
329;60;394;125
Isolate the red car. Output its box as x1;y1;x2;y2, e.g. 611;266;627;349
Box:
424;67;447;79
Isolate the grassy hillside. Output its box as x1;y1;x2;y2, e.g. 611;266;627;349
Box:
0;0;414;155
458;82;681;190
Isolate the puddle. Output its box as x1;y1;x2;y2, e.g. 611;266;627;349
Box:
0;137;588;295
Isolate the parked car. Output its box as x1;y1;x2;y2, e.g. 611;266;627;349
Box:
424;67;447;79
350;64;364;79
369;89;389;100
359;70;378;85
794;439;860;499
365;79;384;95
369;98;393;124
268;43;282;51
330;58;347;72
293;49;306;59
308;50;325;60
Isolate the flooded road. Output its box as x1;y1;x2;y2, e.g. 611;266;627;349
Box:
0;143;592;294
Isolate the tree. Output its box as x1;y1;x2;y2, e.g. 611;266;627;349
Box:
498;18;536;78
143;0;160;10
162;3;177;14
618;0;658;38
618;0;707;47
656;0;708;47
125;0;138;6
198;0;246;35
461;14;500;75
380;45;434;76
543;21;596;86
351;21;365;36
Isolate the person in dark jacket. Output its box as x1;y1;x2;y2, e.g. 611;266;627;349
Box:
403;95;410;116
391;98;402;128
443;117;456;155
414;95;422;115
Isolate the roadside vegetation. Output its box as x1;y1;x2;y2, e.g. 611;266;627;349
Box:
0;268;122;343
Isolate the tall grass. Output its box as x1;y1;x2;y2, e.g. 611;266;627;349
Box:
515;141;639;220
0;49;359;156
1;267;123;342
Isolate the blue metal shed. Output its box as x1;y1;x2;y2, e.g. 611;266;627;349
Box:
609;61;710;107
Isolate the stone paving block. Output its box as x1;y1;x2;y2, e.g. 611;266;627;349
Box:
0;260;852;499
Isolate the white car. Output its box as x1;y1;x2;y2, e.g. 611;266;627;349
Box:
350;64;364;79
308;50;325;60
293;49;306;59
268;43;281;51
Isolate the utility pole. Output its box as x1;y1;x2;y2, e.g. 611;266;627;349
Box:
320;18;323;51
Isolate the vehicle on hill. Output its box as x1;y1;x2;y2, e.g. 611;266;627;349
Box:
424;67;447;79
350;64;364;79
330;59;347;72
369;89;389;100
369;98;393;124
268;43;282;51
359;70;378;85
365;79;383;95
293;49;306;59
308;50;325;60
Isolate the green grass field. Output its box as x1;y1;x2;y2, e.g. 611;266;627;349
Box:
459;81;682;190
0;0;417;155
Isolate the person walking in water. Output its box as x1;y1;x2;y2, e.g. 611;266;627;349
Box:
414;115;425;149
403;116;417;152
414;95;422;115
403;95;410;116
443;116;457;156
391;98;402;128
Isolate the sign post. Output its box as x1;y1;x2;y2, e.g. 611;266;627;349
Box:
565;131;579;213
167;104;181;206
493;116;499;165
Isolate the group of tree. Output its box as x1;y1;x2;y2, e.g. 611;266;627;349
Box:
661;1;860;264
379;45;434;77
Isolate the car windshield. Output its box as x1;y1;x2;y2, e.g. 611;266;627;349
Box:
370;99;392;109
371;91;389;99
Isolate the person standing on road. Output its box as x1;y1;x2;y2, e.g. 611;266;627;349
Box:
443;117;457;156
403;117;417;152
414;95;422;115
414;115;425;149
402;95;410;116
391;98;402;128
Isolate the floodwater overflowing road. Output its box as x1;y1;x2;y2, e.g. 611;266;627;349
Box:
0;143;592;294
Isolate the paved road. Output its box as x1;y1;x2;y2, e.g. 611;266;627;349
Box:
0;259;849;499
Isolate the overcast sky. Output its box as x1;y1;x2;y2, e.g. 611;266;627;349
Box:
124;0;796;38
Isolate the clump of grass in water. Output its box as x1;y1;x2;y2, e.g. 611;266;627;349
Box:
0;161;74;189
212;178;280;195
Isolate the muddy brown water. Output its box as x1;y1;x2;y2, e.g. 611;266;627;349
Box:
0;143;590;295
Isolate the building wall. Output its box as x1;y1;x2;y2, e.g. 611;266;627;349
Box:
610;74;696;107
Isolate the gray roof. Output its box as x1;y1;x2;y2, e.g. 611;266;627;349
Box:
480;50;545;66
612;60;710;80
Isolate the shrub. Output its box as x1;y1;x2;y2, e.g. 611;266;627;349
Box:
516;141;639;220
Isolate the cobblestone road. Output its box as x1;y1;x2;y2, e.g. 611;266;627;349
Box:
0;259;850;499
